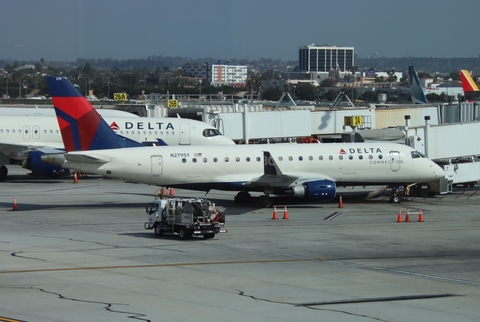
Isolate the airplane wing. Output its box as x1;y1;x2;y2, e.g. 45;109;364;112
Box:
244;151;334;189
0;142;60;159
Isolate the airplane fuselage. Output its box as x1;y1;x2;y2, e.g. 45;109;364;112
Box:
0;115;234;160
47;143;444;192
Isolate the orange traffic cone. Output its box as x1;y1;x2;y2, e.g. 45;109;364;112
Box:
169;187;174;196
160;187;165;195
418;209;424;222
73;172;78;183
282;205;289;219
405;208;411;222
338;195;343;208
272;206;278;220
396;208;402;223
12;197;17;211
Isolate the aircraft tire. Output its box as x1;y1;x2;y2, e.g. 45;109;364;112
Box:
257;195;273;208
0;166;7;182
235;191;251;204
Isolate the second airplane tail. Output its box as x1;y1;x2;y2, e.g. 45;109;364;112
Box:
408;66;428;104
459;70;480;101
47;76;143;152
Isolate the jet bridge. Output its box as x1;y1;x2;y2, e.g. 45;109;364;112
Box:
401;116;480;190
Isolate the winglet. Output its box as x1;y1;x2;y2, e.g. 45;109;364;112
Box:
47;76;143;152
263;151;282;176
408;66;428;104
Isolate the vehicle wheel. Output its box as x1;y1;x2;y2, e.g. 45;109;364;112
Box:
203;233;216;239
469;182;475;188
0;165;7;182
154;225;163;237
179;229;192;240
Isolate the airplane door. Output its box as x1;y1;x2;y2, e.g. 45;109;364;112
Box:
32;125;40;140
179;123;190;145
22;125;30;140
151;155;163;176
389;151;401;172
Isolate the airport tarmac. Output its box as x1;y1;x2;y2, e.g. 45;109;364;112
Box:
1;166;480;322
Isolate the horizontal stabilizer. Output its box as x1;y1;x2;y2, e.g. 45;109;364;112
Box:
65;154;111;164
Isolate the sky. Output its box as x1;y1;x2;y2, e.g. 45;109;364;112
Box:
1;0;479;62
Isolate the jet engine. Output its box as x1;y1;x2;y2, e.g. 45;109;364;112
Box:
22;151;70;177
290;179;336;201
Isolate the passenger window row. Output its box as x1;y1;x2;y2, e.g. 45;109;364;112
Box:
182;154;386;163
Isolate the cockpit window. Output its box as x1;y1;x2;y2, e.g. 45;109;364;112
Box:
411;151;423;159
203;128;222;137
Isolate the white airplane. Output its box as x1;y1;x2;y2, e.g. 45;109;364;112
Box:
0;106;234;181
43;76;445;205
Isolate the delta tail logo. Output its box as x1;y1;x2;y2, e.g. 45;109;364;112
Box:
339;149;347;154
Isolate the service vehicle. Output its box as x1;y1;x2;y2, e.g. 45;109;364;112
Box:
144;197;226;240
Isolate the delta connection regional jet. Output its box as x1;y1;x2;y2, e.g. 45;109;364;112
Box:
43;76;445;206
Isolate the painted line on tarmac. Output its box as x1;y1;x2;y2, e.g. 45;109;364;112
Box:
0;316;24;322
0;258;311;275
323;209;348;220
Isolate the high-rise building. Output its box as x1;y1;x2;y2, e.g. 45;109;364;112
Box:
299;44;354;73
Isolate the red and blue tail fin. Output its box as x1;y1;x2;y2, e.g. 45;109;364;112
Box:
47;76;143;152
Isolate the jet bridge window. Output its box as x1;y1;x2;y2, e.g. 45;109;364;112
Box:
203;128;222;137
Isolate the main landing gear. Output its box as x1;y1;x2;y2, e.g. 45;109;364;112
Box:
234;191;273;207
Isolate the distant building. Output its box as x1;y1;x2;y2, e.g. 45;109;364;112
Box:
183;63;210;79
184;62;247;87
210;64;247;87
299;44;354;74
